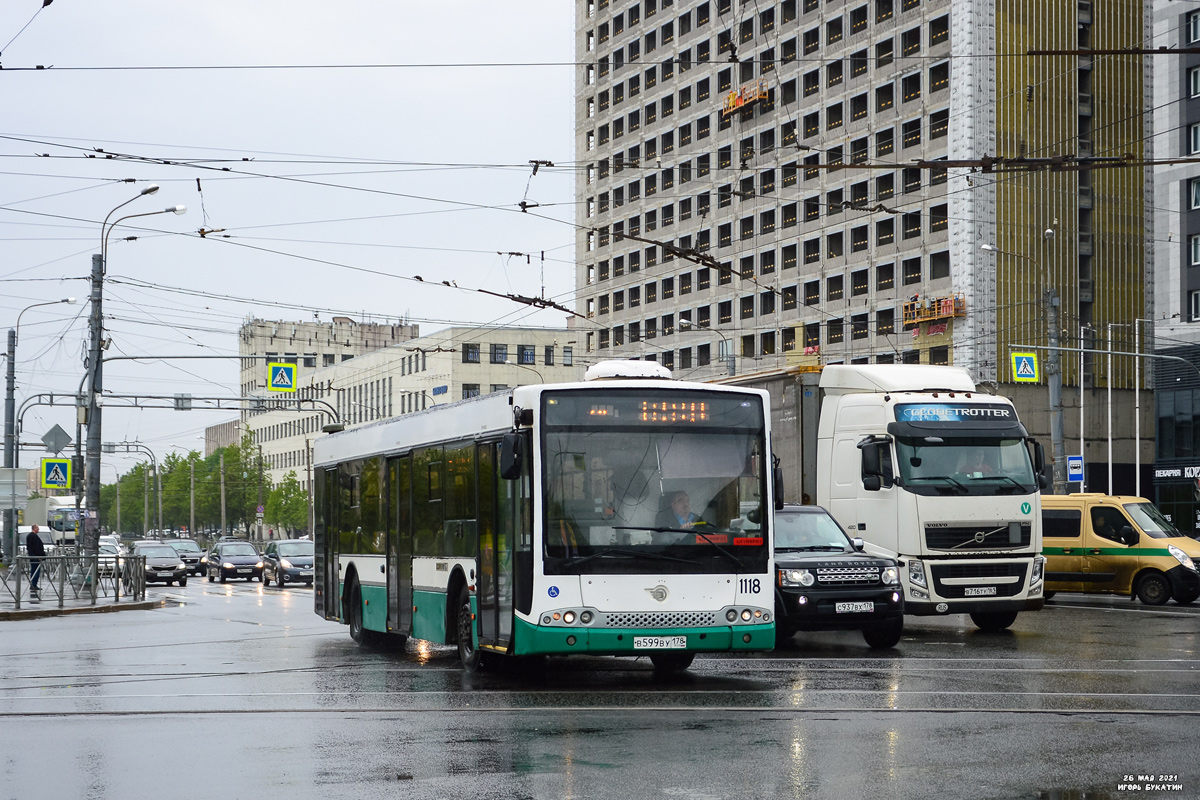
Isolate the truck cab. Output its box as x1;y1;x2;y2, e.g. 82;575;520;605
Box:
816;365;1048;631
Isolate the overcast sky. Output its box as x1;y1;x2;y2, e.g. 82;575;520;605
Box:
0;1;577;478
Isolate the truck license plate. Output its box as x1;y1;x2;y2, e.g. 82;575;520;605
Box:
835;601;874;613
964;586;997;596
633;636;686;650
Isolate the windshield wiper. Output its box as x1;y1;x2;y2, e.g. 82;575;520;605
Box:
614;526;749;571
968;474;1028;492
562;547;696;568
907;475;969;494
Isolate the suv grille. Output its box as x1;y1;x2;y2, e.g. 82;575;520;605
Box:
925;523;1031;551
604;611;718;628
816;566;880;586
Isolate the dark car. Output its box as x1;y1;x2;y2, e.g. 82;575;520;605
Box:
206;541;264;583
773;504;904;649
262;539;314;588
128;543;188;587
169;538;205;575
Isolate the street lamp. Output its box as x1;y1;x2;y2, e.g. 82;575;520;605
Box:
504;360;545;383
83;189;186;553
678;319;736;376
981;241;1065;494
3;296;76;559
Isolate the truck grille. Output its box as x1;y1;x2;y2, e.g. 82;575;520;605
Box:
929;562;1028;598
816;566;880;586
925;523;1031;551
604;611;717;628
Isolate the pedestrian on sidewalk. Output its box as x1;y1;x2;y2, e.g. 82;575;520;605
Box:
26;524;46;600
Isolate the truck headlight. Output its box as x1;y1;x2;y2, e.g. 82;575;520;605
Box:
780;569;815;587
1168;545;1196;571
1030;555;1045;585
908;559;927;588
881;566;899;585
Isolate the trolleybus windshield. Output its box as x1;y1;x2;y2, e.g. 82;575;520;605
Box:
541;389;769;575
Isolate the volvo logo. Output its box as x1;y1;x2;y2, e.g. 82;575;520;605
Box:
974;531;987;543
645;585;669;603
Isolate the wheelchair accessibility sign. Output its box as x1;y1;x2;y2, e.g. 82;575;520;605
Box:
41;457;71;489
1011;353;1039;383
268;362;296;392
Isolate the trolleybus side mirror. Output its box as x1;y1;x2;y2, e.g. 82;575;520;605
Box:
500;432;524;480
774;464;785;510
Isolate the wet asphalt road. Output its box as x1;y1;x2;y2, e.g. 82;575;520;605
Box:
1;580;1197;800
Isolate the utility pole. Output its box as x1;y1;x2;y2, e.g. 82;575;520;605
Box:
115;473;120;537
219;451;226;538
143;467;149;537
156;462;163;537
1046;289;1066;494
4;329;15;560
83;253;104;554
257;444;264;540
189;460;195;540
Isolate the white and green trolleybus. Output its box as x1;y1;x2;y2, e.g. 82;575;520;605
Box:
313;360;778;672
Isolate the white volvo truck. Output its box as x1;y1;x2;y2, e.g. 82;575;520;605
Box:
725;364;1048;631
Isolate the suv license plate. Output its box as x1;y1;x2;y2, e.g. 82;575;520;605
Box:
835;601;874;613
633;636;687;650
964;586;997;596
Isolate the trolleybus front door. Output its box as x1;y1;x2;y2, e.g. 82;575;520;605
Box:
387;456;413;634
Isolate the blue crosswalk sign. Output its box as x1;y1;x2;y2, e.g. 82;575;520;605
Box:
268;362;296;393
41;457;71;489
1011;352;1039;383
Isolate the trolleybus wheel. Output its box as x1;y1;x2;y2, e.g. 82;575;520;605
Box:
1135;572;1170;606
862;617;903;649
347;580;367;645
969;611;1018;631
649;652;695;672
455;584;483;672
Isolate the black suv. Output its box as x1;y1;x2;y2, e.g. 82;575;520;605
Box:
773;504;904;649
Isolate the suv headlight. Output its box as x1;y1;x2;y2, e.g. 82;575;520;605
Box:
1030;555;1045;585
779;568;815;587
908;559;927;588
1168;545;1196;571
881;566;899;585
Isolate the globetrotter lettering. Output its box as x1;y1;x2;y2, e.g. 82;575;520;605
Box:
897;404;1013;422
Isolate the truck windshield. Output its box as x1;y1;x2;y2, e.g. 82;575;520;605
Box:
894;436;1036;496
1123;502;1181;539
541;389;769;575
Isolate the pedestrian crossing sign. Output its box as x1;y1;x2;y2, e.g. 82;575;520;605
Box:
1011;352;1039;383
268;362;296;393
41;457;71;489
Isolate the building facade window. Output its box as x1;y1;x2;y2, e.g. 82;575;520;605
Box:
462;343;480;363
490;343;508;364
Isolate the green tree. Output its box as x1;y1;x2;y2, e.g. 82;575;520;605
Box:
266;471;309;537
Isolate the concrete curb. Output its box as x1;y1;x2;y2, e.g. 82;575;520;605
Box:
0;598;163;621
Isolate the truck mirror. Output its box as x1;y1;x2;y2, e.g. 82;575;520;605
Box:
773;464;785;510
862;475;881;492
859;441;884;491
499;432;524;480
1030;439;1050;490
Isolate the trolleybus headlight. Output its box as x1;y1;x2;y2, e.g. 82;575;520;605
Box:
881;567;899;585
1168;545;1196;571
580;611;594;624
726;609;738;622
563;611;576;624
552;612;562;621
908;560;927;588
741;609;752;621
542;615;553;625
